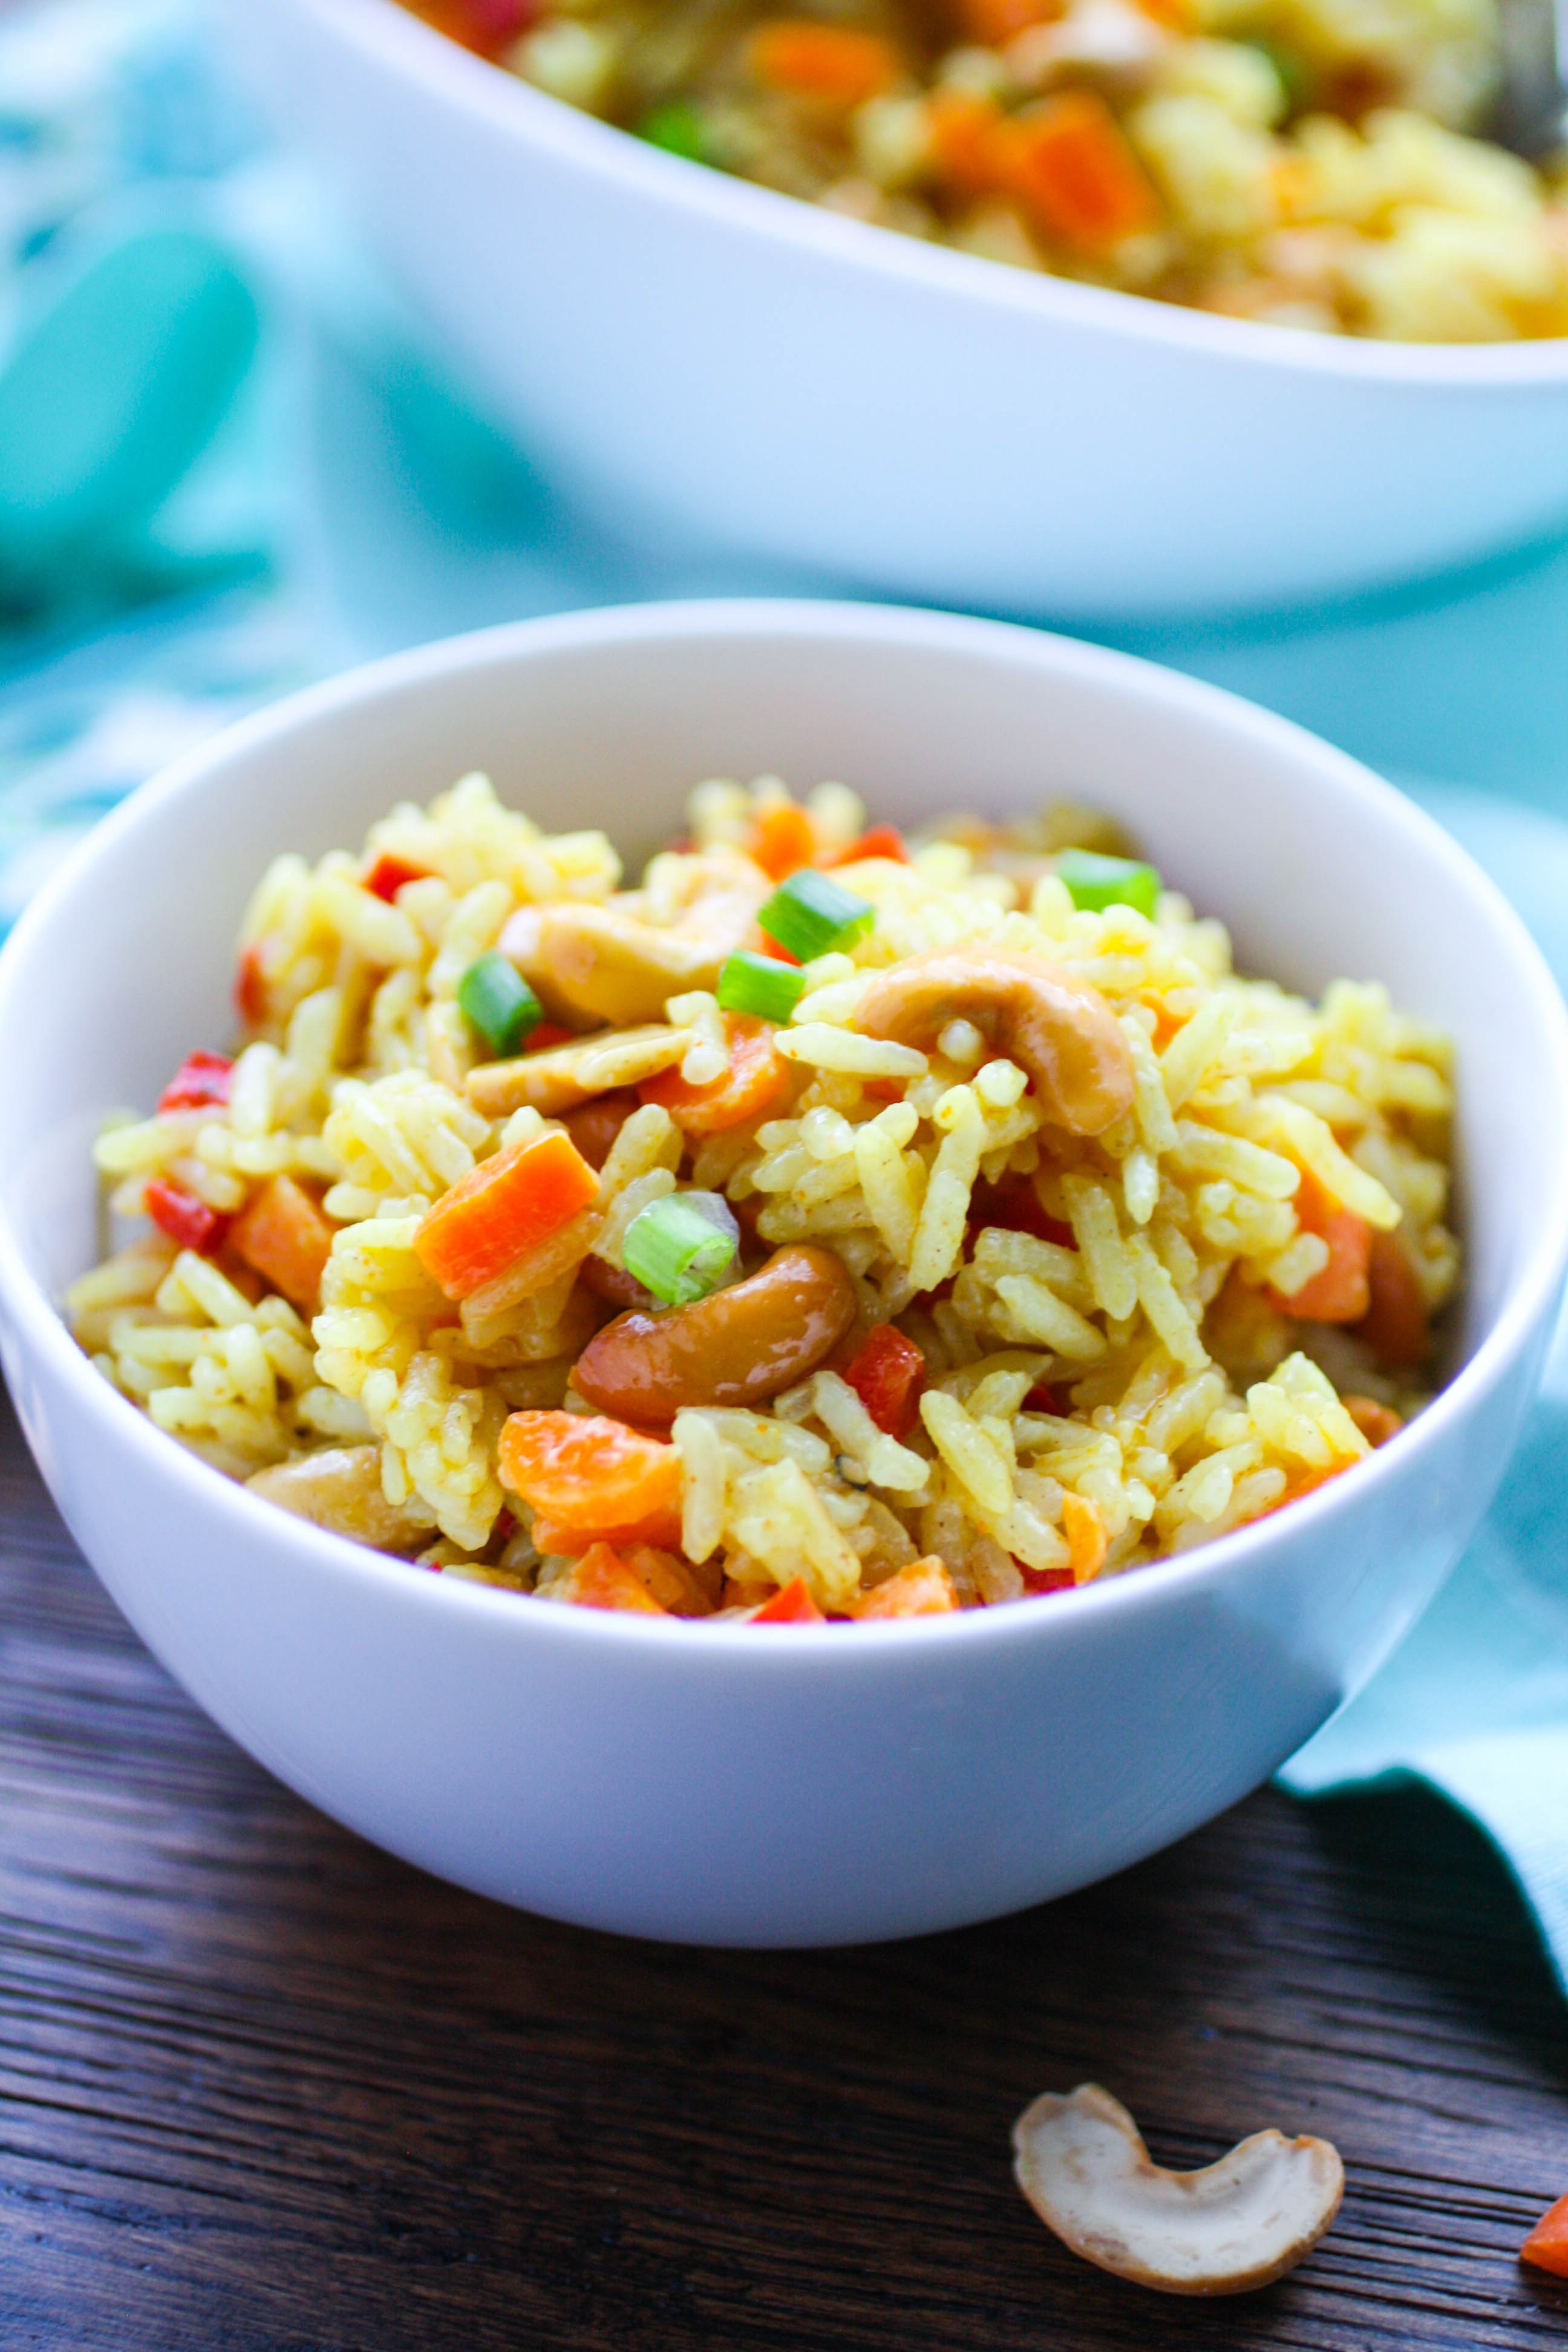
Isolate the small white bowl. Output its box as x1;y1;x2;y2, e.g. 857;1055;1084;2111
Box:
238;0;1568;620
1;601;1564;1945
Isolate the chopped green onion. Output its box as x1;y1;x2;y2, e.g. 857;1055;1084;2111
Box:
638;101;708;162
1054;849;1162;920
716;950;808;1025
758;869;875;963
457;950;543;1058
623;1191;739;1307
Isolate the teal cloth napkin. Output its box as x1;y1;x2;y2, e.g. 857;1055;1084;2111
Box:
7;0;1568;1981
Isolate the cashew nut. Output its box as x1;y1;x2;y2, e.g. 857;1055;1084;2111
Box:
1013;2083;1344;2296
466;1024;693;1120
500;856;769;1027
247;1445;433;1552
854;948;1134;1134
572;1244;858;1424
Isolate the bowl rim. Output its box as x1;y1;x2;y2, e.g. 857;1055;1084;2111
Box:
284;0;1568;388
2;595;1566;1666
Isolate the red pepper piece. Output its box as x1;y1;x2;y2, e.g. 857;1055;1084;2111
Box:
751;1576;826;1624
146;1177;230;1256
363;853;429;903
524;1022;575;1053
970;1174;1077;1250
157;1051;234;1114
1016;1562;1074;1595
1025;1383;1065;1417
843;1324;926;1439
832;824;908;866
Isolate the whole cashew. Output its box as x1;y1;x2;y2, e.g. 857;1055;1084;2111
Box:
854;946;1134;1134
500;857;769;1027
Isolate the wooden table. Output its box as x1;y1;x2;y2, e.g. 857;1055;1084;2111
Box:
3;1390;1567;2351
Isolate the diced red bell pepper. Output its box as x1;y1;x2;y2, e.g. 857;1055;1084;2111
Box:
145;1177;230;1256
362;852;428;903
157;1051;234;1114
1025;1383;1065;1417
843;1324;926;1440
524;1022;575;1053
969;1174;1076;1250
750;1576;826;1625
1016;1561;1074;1596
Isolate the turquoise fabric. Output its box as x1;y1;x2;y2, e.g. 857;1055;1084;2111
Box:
6;0;1568;1979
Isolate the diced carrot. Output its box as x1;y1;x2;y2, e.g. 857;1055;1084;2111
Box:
158;1051;234;1114
749;801;818;882
749;20;898;105
831;824;908;866
955;0;1059;47
1270;1171;1373;1324
1001;90;1161;252
362;852;428;903
560;1542;670;1616
851;1556;959;1619
1261;1463;1350;1519
844;1324;926;1439
146;1177;229;1257
526;1022;575;1053
1342;1395;1403;1449
499;1412;684;1552
751;1576;827;1624
1062;1491;1108;1583
413;0;540;60
235;943;268;1028
1131;0;1197;25
563;1089;640;1172
1357;1227;1429;1370
1521;2191;1568;2277
230;1176;336;1315
927;89;1009;203
639;1012;791;1135
413;1128;598;1301
620;1544;719;1617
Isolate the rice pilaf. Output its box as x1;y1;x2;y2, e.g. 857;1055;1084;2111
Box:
67;771;1456;1622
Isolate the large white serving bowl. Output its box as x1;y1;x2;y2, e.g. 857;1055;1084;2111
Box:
1;601;1564;1946
236;0;1568;621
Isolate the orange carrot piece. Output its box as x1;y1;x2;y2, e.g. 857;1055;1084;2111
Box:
235;942;269;1028
751;1576;827;1624
1131;0;1198;28
851;1557;959;1619
927;90;1009;203
230;1176;335;1315
499;1412;684;1552
749;802;818;881
1521;2192;1568;2277
639;1012;791;1135
955;0;1058;45
1002;90;1161;252
1270;1171;1373;1324
749;20;898;105
560;1542;670;1617
413;1129;598;1301
1357;1227;1429;1369
1261;1463;1351;1520
1062;1491;1108;1583
831;823;909;867
1342;1395;1403;1449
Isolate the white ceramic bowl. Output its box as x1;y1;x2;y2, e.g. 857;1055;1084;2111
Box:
1;601;1564;1946
236;0;1568;621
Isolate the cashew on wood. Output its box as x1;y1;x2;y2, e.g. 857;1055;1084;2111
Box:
854;947;1134;1135
1012;2083;1344;2296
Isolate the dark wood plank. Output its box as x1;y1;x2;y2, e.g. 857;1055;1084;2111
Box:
1;1385;1566;2351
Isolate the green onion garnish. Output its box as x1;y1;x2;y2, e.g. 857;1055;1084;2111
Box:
716;949;808;1025
622;1191;739;1307
457;950;543;1058
1054;849;1162;920
757;869;875;964
638;101;708;163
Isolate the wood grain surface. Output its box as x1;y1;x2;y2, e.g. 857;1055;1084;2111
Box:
2;1389;1567;2351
